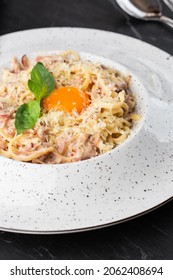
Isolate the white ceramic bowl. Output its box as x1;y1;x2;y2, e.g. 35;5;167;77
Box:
0;51;148;233
0;28;172;234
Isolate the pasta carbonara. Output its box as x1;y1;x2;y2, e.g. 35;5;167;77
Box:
0;50;140;164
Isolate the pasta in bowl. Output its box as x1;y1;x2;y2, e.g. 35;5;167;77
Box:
0;50;147;164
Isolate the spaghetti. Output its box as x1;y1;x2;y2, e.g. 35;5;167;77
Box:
0;50;139;164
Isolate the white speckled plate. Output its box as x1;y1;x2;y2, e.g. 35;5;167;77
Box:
0;28;172;234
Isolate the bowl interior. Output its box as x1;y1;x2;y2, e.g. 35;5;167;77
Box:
0;50;148;164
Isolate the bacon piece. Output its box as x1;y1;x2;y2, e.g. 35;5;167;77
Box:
57;136;67;154
0;102;15;118
80;134;99;160
124;93;135;112
0;135;7;150
10;55;29;73
11;57;21;73
21;55;29;69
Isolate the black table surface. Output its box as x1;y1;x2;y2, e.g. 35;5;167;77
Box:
0;0;173;260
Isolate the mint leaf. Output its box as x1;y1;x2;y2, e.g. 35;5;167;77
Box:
15;100;41;135
15;62;55;134
28;62;56;100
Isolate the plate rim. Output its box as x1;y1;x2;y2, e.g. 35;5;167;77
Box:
0;26;173;57
0;197;172;235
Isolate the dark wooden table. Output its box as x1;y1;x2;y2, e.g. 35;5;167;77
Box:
0;0;172;260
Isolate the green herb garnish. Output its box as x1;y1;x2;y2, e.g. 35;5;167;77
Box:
28;62;55;100
15;62;56;134
15;100;41;135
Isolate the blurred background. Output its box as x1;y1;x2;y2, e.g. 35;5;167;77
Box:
0;0;173;54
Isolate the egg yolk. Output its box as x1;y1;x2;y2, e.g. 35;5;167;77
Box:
43;86;90;113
